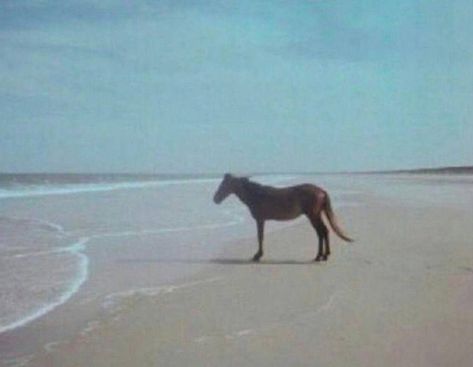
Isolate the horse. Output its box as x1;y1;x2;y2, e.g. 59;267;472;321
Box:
213;173;353;262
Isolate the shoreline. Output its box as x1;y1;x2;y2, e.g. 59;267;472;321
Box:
0;173;341;339
0;237;89;335
0;194;351;365
2;175;473;366
0;210;247;337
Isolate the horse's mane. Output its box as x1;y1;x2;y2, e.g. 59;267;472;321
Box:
240;177;274;200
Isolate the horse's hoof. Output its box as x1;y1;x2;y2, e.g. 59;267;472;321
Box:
252;254;262;262
322;256;328;261
314;256;322;262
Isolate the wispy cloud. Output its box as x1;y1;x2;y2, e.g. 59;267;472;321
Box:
0;0;472;172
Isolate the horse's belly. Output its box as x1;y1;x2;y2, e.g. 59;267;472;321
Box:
260;202;303;221
272;212;301;221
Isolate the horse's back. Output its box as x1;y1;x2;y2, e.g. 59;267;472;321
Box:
251;183;325;220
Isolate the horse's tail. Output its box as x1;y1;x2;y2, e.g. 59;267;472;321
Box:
322;195;354;243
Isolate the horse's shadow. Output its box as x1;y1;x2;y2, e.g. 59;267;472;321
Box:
119;257;318;266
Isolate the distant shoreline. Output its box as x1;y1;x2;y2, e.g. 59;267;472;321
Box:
350;166;473;175
0;166;472;178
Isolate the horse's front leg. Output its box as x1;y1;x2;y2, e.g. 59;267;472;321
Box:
252;220;265;261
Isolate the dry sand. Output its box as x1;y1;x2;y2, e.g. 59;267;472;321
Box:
3;183;473;367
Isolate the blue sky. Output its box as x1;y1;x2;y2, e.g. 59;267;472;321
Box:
1;0;472;173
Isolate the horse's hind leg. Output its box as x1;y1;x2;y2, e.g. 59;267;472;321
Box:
320;219;330;260
308;215;324;261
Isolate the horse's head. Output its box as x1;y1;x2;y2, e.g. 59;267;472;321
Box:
213;173;237;204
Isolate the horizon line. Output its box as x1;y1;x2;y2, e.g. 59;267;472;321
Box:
0;165;472;176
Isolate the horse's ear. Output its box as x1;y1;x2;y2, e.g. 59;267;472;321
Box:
224;173;233;179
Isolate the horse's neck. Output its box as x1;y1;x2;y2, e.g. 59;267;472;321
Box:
234;181;258;207
234;186;249;206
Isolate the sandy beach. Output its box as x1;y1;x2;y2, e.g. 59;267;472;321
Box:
1;174;473;367
2;0;472;364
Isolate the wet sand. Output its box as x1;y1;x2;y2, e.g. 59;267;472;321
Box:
2;177;473;367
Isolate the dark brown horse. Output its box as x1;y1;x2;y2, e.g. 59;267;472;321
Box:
213;174;353;262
